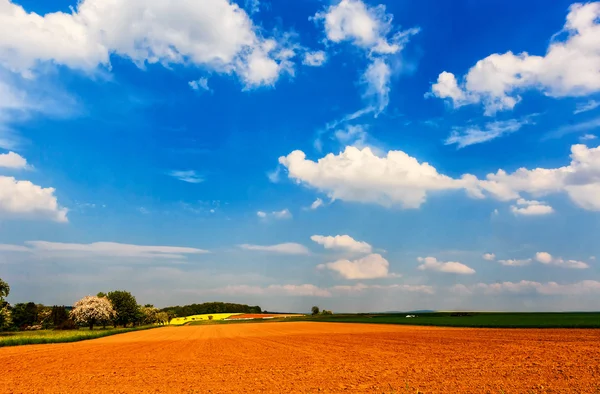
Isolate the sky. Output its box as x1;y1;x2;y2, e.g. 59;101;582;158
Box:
1;0;600;312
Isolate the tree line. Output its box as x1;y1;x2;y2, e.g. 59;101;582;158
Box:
160;302;262;318
1;277;264;331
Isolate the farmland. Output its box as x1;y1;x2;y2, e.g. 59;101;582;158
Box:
169;313;242;325
1;322;599;393
303;312;600;328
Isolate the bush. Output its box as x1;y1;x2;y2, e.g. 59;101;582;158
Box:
56;319;78;330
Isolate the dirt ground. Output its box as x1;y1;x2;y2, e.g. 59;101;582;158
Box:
1;322;599;393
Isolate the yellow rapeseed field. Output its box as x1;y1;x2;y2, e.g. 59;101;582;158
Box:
169;313;242;325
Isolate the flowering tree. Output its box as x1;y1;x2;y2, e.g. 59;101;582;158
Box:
71;296;115;330
0;277;11;330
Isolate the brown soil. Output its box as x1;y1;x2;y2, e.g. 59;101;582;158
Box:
1;322;599;393
226;313;302;319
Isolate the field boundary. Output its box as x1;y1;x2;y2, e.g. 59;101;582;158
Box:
0;325;164;348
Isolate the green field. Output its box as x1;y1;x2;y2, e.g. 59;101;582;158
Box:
301;312;600;328
0;325;162;347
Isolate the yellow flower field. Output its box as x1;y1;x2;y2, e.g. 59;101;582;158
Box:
169;313;242;325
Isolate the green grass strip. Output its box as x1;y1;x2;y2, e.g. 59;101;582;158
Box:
0;325;163;348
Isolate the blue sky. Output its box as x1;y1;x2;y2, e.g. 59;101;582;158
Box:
1;0;600;312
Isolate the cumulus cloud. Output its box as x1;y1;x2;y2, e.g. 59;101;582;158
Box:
430;3;600;115
0;151;27;169
167;170;204;184
535;252;589;269
0;0;295;88
303;51;327;66
445;117;535;148
0;176;67;222
238;243;309;255
574;99;600;114
1;241;208;260
310;234;372;254
313;0;418;115
497;258;532;267
454;280;600;296
510;199;554;216
417;256;475;274
482;253;496;261
318;253;390;279
279;146;478;209
279;143;600;212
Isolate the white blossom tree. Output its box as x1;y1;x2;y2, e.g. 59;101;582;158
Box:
71;296;115;330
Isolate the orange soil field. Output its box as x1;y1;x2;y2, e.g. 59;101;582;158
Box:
226;313;303;319
1;322;599;393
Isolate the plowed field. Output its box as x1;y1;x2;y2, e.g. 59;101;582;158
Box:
1;322;599;393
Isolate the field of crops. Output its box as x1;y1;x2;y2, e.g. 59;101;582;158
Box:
305;312;600;328
1;322;598;392
168;312;242;325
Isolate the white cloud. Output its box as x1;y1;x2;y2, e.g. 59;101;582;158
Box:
281;139;600;214
310;234;372;254
361;58;391;116
574;99;600;114
445;117;534;148
497;258;532;267
210;284;331;297
303;51;327;67
535;252;589;269
581;134;598;141
331;283;433;295
314;0;416;55
430;3;600;115
279;146;478;209
510;198;554;216
318;253;390;279
417;256;475;274
313;0;418;115
238;243;309;255
0;176;67;222
478;144;600;211
455;280;600;296
3;241;208;260
0;151;27;169
167;170;203;184
482;253;496;261
547;116;600;139
0;0;295;89
188;77;211;92
334;124;369;147
309;198;324;210
257;208;292;220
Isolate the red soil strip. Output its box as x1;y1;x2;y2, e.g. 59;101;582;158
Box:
226;313;302;319
1;322;599;393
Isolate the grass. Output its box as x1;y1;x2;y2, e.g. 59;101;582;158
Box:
0;325;162;347
297;312;600;328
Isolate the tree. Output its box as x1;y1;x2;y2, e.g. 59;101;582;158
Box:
71;296;115;330
311;306;320;315
50;306;70;328
140;306;159;325
155;312;169;325
12;302;38;328
0;278;10;330
0;277;8;302
107;290;139;328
